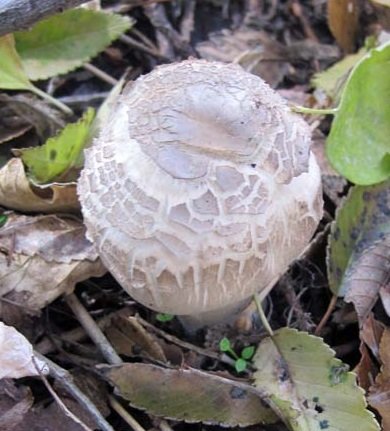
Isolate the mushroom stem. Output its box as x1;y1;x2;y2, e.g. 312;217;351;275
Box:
178;298;252;333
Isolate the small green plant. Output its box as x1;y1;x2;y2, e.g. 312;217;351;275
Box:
156;313;174;323
0;214;8;228
219;337;255;373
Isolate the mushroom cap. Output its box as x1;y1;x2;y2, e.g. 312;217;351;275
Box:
78;60;322;316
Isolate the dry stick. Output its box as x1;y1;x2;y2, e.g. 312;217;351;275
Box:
108;395;146;431
129;27;158;51
64;295;146;431
315;294;338;336
36;307;129;355
33;352;114;431
120;34;167;59
32;357;93;431
83;63;118;86
65;293;122;365
254;294;274;337
136;316;236;368
0;0;91;36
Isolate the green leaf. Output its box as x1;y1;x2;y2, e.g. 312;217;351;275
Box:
0;35;33;90
326;42;390;185
311;48;366;99
327;180;390;320
219;337;232;352
241;346;255;360
20;108;95;184
253;328;380;431
15;9;132;81
235;358;247;373
156;313;174;323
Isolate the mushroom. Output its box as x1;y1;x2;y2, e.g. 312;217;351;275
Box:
78;60;322;330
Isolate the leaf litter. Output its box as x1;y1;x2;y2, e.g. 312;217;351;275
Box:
0;1;389;430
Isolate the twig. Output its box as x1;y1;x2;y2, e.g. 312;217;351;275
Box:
108;395;146;431
159;419;174;431
64;293;122;365
83;63;118;86
120;34;167;59
57;92;109;107
32;357;93;431
254;294;274;337
33;352;114;431
129;27;158;51
0;0;91;36
36;307;130;355
179;0;196;43
315;295;338;335
30;85;74;115
136;315;236;367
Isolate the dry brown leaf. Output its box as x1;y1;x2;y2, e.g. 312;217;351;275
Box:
355;342;378;392
0;158;80;213
311;129;347;205
369;328;390;430
0;213;106;311
327;0;360;52
196;28;289;88
0;380;33;431
105;315;167;362
0;322;48;379
379;281;390;317
0;93;65;142
360;314;385;360
103;363;278;426
344;237;390;322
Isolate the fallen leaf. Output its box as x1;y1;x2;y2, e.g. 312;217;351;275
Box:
311;48;366;99
253;328;380;431
15;9;132;81
103;363;278;426
0;322;48;379
327;181;390;322
355;342;377;392
196;28;289;88
379;282;390;317
369;328;390;430
19;108;95;183
105;315;167;362
0;92;65;141
0;212;106;311
326;42;390;185
0;380;33;431
327;0;360;52
0;158;79;213
311;129;347;206
360;314;385;360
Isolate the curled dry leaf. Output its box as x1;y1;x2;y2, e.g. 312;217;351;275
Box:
0;322;48;379
327;180;390;323
0;158;79;213
369;328;390;430
105;316;167;362
103;363;278;427
327;0;360;53
0;212;106;311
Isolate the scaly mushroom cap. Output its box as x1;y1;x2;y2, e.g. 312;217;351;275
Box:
78;60;322;319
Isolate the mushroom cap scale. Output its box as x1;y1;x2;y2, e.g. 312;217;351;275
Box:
78;60;322;318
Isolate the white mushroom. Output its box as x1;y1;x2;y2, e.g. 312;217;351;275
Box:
78;59;322;329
